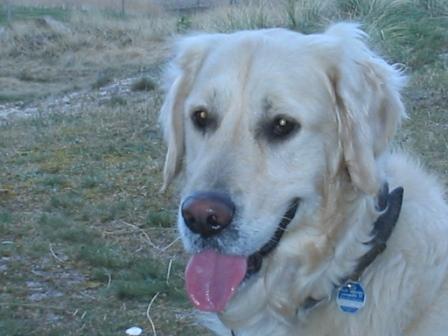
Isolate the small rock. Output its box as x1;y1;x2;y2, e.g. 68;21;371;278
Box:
26;281;44;290
439;53;448;63
125;326;143;336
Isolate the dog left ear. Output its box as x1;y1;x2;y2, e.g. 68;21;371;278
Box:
159;34;218;190
324;23;406;195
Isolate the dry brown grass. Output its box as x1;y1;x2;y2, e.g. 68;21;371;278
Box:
4;0;164;14
0;7;176;102
191;0;331;31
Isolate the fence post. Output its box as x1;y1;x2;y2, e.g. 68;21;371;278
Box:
121;0;125;16
5;1;12;23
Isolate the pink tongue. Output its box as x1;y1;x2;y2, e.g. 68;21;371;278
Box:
185;249;247;312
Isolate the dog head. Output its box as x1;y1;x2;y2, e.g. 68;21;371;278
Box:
160;23;405;318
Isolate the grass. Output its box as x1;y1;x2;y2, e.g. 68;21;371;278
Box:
191;0;448;68
0;100;205;335
131;77;157;92
0;5;69;24
92;71;114;90
0;0;447;335
6;0;164;15
0;5;174;103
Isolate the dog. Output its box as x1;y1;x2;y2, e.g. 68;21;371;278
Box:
159;23;448;336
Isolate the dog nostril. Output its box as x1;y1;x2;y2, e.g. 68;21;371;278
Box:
207;214;218;227
181;191;235;237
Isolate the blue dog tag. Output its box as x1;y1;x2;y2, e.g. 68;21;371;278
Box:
336;281;366;314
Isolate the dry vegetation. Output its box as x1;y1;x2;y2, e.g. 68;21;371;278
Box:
4;0;163;14
0;0;447;335
0;6;175;103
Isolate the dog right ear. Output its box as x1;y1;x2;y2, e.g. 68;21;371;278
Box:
322;23;406;195
159;34;216;191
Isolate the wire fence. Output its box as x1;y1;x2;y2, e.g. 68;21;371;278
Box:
0;0;242;23
1;2;69;24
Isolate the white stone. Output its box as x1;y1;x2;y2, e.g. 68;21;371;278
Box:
125;327;143;336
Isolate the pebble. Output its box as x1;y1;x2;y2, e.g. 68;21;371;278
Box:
125;326;143;336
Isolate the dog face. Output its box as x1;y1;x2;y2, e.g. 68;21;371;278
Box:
179;34;336;256
160;24;405;315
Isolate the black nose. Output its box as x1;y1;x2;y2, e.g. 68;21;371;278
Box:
181;191;235;238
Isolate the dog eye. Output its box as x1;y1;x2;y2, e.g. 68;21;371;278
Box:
191;109;210;130
269;116;300;140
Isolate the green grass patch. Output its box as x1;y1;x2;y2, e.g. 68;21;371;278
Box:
200;0;447;68
92;72;114;90
176;15;193;33
0;211;13;235
38;175;72;188
0;93;38;103
0;210;13;224
0;315;36;336
0;5;69;25
80;174;107;189
131;77;157;92
38;212;96;243
77;244;130;269
92;258;184;301
0;242;16;258
108;95;128;107
113;279;168;300
48;192;84;210
97;200;132;223
145;210;174;228
78;245;185;301
18;70;53;83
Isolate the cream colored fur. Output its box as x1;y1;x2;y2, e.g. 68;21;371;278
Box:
160;23;448;336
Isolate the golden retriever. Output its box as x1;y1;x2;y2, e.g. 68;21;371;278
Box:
159;23;448;336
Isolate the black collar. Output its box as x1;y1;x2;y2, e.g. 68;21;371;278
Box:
301;183;404;313
344;183;404;282
231;183;404;335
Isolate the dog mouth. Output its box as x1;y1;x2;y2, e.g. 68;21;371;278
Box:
185;198;300;312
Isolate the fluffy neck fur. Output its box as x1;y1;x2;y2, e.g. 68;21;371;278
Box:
210;175;381;334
